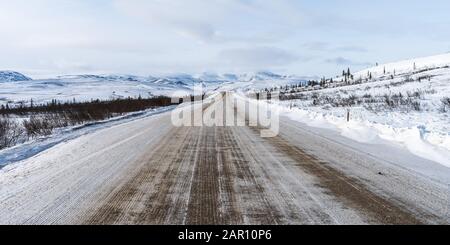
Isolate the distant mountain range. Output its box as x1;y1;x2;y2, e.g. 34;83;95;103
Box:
0;70;309;105
0;71;311;84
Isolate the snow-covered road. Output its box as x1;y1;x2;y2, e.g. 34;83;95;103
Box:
0;94;448;224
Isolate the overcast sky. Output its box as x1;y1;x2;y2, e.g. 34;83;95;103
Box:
1;0;449;78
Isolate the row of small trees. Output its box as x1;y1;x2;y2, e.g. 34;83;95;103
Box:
0;96;173;116
0;96;175;150
262;62;442;98
0;119;23;149
259;68;356;95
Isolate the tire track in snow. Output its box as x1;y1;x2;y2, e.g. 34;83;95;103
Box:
84;126;195;224
256;128;423;224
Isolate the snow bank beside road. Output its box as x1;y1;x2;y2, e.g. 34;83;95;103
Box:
233;92;449;167
263;53;450;168
281;106;450;167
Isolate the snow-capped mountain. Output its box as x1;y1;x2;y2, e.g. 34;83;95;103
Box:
0;71;32;82
196;72;233;83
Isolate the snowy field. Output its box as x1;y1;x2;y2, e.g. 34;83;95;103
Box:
0;74;193;106
0;72;306;106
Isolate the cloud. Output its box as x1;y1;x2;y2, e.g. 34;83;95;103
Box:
303;42;368;53
1;0;449;77
325;57;353;65
113;0;218;42
302;41;330;51
325;57;371;66
113;0;302;43
335;46;368;53
219;46;298;69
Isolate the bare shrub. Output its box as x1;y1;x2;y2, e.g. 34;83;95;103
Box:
0;96;174;149
0;118;24;149
381;93;422;112
23;115;54;138
1;96;173;116
404;75;414;83
441;97;450;113
411;101;421;111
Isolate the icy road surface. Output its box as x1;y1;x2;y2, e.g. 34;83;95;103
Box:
0;93;449;224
